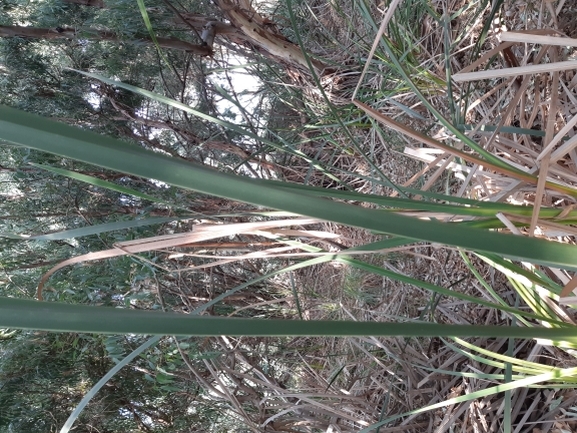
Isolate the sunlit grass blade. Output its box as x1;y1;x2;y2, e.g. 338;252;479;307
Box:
419;365;526;381
476;253;562;295
451;338;559;376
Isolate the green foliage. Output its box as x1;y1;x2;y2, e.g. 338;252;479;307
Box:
0;332;96;431
0;332;209;432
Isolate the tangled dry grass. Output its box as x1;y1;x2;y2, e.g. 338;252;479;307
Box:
154;0;577;431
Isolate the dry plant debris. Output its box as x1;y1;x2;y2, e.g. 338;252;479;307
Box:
159;0;577;430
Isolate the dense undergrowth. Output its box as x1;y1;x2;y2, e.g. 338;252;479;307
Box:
1;0;577;431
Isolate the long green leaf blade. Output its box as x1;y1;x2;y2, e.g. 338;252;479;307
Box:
2;105;577;270
2;297;577;339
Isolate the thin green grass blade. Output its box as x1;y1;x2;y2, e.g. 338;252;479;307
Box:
459;124;546;137
70;70;338;174
504;332;516;433
30;162;173;207
440;342;542;376
265;175;577;221
59;335;161;433
199;255;335;313
441;11;457;123
452;338;558;374
289;272;304;320
136;0;171;67
370;14;544;178
375;95;427;120
4;217;181;241
284;0;410;198
419;366;526;381
476;253;562;295
508;277;559;324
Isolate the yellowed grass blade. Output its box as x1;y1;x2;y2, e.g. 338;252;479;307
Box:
560;274;577;299
453;60;577;82
550;134;577;163
500;32;577;48
530;48;560;236
37;218;319;299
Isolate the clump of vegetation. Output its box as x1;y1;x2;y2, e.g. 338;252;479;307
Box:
1;0;577;431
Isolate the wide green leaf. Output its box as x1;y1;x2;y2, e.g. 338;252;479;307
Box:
2;105;577;270
2;297;577;339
